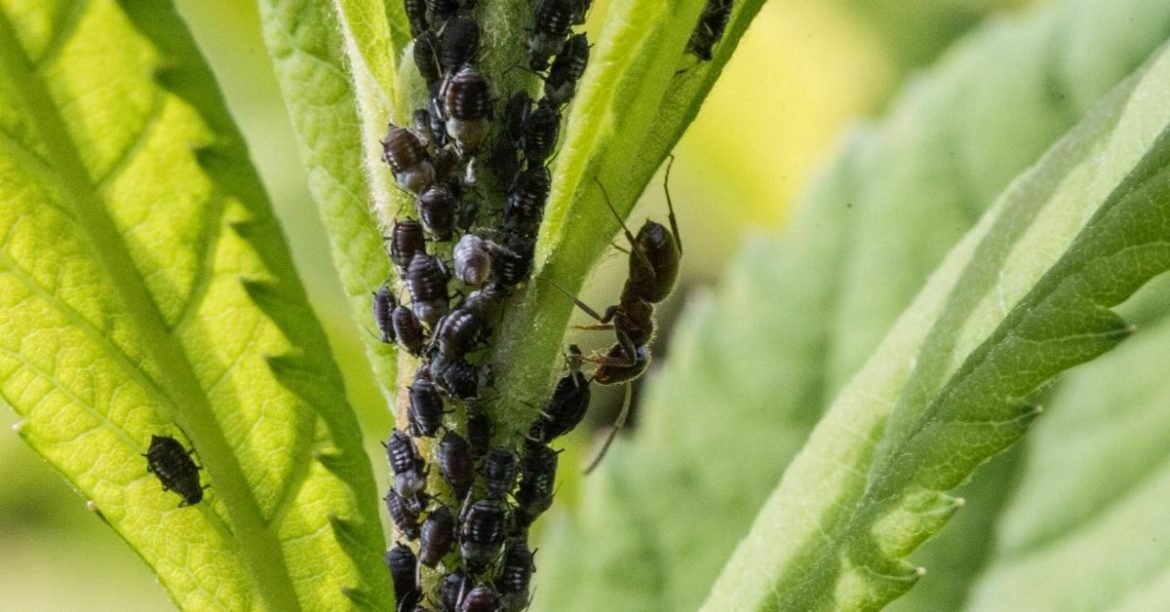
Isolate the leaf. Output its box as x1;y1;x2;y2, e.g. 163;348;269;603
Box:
534;0;1170;608
0;1;389;609
704;36;1170;611
488;0;770;438
258;0;400;406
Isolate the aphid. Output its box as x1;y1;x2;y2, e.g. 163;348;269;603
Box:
432;356;480;400
427;0;459;23
467;410;492;458
408;369;445;438
530;345;591;442
545;33;590;106
515;440;558;527
459;584;501;612
405;0;429;37
384;488;422;540
386;430;428;499
432;145;459;182
459;499;509;574
373;286;397;344
529;0;574;70
381;124;435;194
434;306;490;360
387;543;422;611
491;234;534;288
503;91;533;145
418;185;457;241
453;234;494;286
439;15;480;71
489;135;522;188
405;253;451;327
413;32;443;87
441;570;468;612
442;66;493;154
419;504;457;568
388;218;427;271
483;447;519;500
570;0;592;25
521;99;560;165
495;539;536;611
392;301;427;357
687;0;733;61
504;166;551;240
438;431;475;500
143;434;205;507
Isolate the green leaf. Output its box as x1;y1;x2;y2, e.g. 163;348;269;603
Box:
258;0;400;405
705;37;1170;611
0;1;388;609
535;0;1170;608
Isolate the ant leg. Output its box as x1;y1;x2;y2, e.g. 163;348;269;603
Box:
594;177;655;274
583;382;633;474
663;154;683;255
574;323;615;332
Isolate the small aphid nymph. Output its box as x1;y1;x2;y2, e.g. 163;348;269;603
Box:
143;434;205;507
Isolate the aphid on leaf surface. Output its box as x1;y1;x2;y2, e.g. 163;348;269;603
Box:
515;439;558;527
441;570;468;612
453;234;495;286
434;304;491;360
387;543;422;610
386;430;428;499
373;286;397;344
404;0;428;37
427;0;459;23
467;410;492;458
529;0;574;70
483;447;519;500
439;15;480;71
521;99;560;165
388;218;427;271
143;434;205;507
687;0;733;61
495;538;536;611
491;233;534;288
419;504;457;568
442;66;493;154
545;32;590;107
405;253;451;327
503;91;533;145
438;431;475;499
408;369;445;438
384;488;422;540
530;344;591;442
504;166;551;241
413;31;443;87
381;124;435;194
459;498;508;574
459;584;501;612
418;185;458;241
432;356;481;400
570;0;592;25
392;301;427;357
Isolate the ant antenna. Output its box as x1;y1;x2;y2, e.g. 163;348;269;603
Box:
537;276;607;322
583;382;632;475
663;154;683;255
593;178;655;274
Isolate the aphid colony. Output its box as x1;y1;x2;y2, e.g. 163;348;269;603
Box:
375;0;595;609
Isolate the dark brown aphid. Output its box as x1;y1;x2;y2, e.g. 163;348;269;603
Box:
453;234;493;286
504;166;551;240
386;430;428;499
438;431;475;499
545;33;590;106
530;345;591;442
381;124;435;194
529;0;574;70
489;135;522;189
521;99;560;165
384;488;422;539
432;356;480;400
503;91;533;145
427;0;459;23
439;15;480;71
393;302;427;357
387;543;422;611
442;66;493;154
388;218;427;271
441;570;468;612
515;440;558;527
405;253;451;327
419;504;457;568
413;31;443;87
433;145;460;183
687;0;733;61
408;369;445;438
418;185;458;241
495;538;536;611
570;0;592;25
459;499;508;574
143;435;205;507
458;584;500;612
373;286;397;344
491;233;534;288
434;306;490;360
483;447;519;500
404;0;428;36
467;410;492;458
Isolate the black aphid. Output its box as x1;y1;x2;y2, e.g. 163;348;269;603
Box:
545;33;590;106
531;345;591;442
570;0;593;25
687;0;733;61
432;356;480;400
418;185;458;241
459;499;508;574
427;0;459;23
529;0;574;70
381;124;434;194
515;440;558;527
490;135;522;188
408;369;445;438
467;410;492;458
413;31;443;87
459;584;501;612
441;570;468;612
438;431;475;499
483;447;519;500
521;99;560;165
373;286;397;344
143;434;205;507
434;306;490;360
496;538;536;611
491;234;534;288
419;504;457;568
404;0;429;36
405;253;451;327
386;430;428;499
504;166;551;240
503;91;533;145
384;488;422;540
439;15;480;71
388;218;427;271
387;543;422;610
392;301;427;357
442;66;493;154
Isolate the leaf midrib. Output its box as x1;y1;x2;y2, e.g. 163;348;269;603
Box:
0;10;300;611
